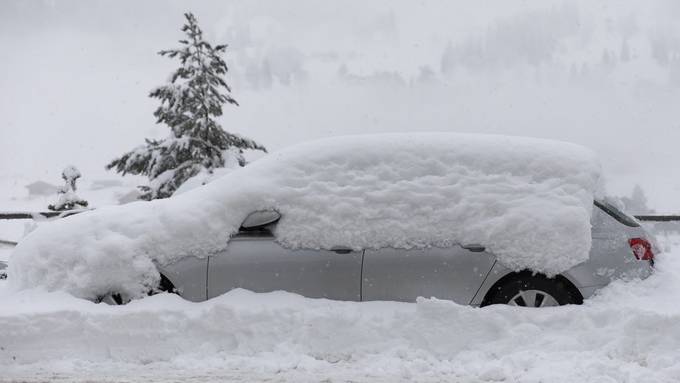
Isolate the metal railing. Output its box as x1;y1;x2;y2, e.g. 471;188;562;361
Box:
0;209;678;247
634;215;680;222
3;210;678;222
0;210;89;220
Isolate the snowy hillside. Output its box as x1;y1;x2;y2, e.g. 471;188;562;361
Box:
2;1;680;211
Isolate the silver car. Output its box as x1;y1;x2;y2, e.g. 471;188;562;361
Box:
148;199;654;308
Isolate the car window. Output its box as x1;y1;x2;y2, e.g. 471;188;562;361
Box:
594;200;640;227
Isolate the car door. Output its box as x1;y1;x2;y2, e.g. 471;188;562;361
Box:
207;231;363;301
362;245;496;304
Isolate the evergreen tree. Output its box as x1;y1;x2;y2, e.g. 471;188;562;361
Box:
48;166;89;211
107;12;266;200
621;184;654;214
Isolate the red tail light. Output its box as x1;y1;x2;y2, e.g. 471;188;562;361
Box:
628;238;654;261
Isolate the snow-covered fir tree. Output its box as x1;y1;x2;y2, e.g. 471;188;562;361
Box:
48;166;89;211
621;184;654;214
107;12;266;200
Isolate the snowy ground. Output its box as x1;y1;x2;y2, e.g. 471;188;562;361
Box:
0;233;679;382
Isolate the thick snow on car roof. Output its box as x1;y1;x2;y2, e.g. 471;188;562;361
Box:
8;133;601;299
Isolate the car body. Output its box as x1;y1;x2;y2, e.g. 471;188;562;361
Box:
156;199;654;307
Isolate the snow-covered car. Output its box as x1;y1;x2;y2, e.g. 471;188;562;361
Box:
7;133;655;306
0;260;7;280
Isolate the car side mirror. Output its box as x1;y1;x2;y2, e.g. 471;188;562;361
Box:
240;210;281;231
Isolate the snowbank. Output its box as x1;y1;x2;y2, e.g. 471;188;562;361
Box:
1;239;680;382
8;133;601;299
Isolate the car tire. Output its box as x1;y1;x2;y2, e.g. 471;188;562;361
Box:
95;274;176;305
481;272;583;307
95;292;127;305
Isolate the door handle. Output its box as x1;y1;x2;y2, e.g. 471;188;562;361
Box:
461;244;486;252
331;247;353;254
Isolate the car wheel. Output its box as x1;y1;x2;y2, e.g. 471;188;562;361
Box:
481;272;582;307
95;274;176;305
95;292;127;305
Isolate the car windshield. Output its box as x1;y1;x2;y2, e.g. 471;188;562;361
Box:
594;200;640;227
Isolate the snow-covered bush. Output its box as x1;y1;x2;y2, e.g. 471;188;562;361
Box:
48;166;89;211
9;133;601;300
106;13;266;200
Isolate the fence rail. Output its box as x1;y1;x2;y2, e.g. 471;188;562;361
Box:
634;215;680;222
3;210;679;222
0;210;89;220
2;209;680;223
0;210;678;248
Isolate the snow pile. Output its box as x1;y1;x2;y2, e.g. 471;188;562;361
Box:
1;239;680;382
48;165;89;211
8;133;601;299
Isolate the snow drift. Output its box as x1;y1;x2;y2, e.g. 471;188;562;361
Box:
2;238;680;382
8;133;601;299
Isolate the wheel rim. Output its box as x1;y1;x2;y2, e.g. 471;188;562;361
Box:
509;289;559;307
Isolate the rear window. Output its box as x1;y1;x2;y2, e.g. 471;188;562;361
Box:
594;200;640;227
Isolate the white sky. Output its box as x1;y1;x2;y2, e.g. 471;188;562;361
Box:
1;0;680;211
